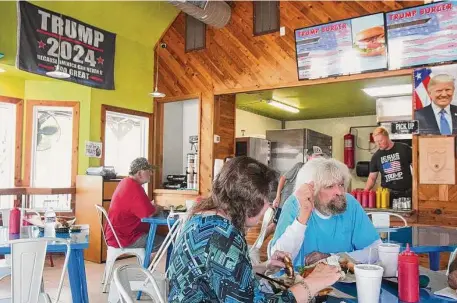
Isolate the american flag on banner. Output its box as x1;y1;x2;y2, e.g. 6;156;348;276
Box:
413;68;433;110
382;160;402;174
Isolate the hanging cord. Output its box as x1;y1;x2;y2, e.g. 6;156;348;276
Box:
57;14;63;67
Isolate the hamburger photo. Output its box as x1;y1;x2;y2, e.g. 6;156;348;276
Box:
353;26;386;57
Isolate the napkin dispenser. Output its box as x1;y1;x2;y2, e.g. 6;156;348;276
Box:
86;166;117;179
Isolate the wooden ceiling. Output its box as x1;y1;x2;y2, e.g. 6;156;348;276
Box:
156;1;421;193
156;1;421;97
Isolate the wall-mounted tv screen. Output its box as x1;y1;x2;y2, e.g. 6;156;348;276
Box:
295;13;387;80
387;2;457;70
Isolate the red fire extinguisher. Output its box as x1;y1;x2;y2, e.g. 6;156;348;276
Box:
344;133;355;169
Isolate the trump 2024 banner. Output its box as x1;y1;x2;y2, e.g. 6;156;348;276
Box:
17;1;116;90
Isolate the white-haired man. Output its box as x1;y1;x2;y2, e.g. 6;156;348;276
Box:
270;158;381;267
264;147;327;239
415;74;457;135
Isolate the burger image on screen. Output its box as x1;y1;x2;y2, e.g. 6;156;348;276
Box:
354;26;386;57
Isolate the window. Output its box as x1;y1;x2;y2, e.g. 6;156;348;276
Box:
253;1;280;36
0;97;23;209
186;15;206;52
25;101;79;211
103;109;150;176
102;106;151;194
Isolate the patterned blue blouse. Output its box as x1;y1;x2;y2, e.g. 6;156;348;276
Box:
167;214;296;303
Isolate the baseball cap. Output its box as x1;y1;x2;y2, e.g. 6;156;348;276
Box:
306;146;326;157
129;157;156;175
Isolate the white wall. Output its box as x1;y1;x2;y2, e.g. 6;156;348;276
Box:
286;115;380;190
162;102;184;182
236;109;282;138
162;99;199;183
182;99;199;172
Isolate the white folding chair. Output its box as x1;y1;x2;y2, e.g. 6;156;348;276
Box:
367;212;408;228
113;264;166;303
250;207;274;252
447;248;457;276
95;205;146;293
107;214;187;303
267;239;272;260
0;237;70;303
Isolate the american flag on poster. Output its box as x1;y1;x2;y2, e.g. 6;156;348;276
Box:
295;20;352;80
382;160;402;174
413;67;433;110
386;2;457;70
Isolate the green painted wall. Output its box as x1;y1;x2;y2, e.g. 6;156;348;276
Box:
0;75;25;99
0;1;178;175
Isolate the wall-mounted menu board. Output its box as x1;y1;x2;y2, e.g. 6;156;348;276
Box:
295;13;387;80
387;2;457;70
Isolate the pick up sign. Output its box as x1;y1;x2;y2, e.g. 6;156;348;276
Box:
390;120;419;135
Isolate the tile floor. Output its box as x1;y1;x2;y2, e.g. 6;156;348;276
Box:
0;255;166;302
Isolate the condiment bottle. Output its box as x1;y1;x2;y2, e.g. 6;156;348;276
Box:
368;190;376;208
398;244;419;303
356;190;363;204
381;188;389;209
9;207;20;234
361;190;369;208
376;187;382;208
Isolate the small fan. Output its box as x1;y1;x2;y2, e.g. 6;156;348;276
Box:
36;112;61;151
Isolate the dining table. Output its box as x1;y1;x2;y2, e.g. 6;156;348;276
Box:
0;225;90;303
324;267;455;303
377;226;457;271
141;214;178;270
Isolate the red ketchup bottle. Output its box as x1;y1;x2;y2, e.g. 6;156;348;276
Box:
9;207;21;234
398;244;419;303
361;190;369;208
356;190;363;204
368;190;376;208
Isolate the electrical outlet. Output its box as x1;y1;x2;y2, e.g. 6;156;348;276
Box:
280;26;286;36
214;135;220;143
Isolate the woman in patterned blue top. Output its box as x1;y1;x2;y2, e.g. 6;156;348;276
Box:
167;156;341;303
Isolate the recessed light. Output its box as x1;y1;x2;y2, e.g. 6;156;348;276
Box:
362;84;412;97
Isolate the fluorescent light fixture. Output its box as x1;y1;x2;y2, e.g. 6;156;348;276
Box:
362;84;412;97
0;68;5;73
266;100;299;113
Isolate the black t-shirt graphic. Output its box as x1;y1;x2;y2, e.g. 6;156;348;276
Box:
370;142;412;190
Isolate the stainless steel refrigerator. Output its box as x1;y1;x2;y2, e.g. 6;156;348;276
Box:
266;128;332;174
235;137;271;166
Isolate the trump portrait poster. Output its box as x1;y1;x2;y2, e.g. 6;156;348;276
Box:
414;64;457;135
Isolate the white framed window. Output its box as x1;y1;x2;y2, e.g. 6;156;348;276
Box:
104;110;150;176
26;102;78;211
0;102;17;209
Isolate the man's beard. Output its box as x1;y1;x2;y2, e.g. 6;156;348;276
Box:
315;195;347;216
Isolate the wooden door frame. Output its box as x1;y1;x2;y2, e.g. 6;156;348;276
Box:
0;96;24;186
153;93;202;192
100;104;154;198
23;100;80;188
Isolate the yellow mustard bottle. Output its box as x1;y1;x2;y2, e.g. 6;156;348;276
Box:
376;187;382;208
385;188;390;209
381;188;389;209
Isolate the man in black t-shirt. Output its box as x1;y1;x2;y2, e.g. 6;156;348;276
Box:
365;127;412;209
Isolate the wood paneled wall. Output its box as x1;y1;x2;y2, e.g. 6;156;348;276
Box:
156;1;421;195
214;94;236;161
414;135;457;225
